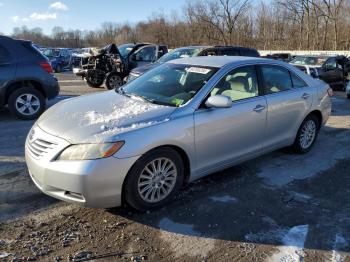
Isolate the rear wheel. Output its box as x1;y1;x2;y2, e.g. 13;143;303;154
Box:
124;147;184;211
293;114;319;154
105;72;123;90
8;87;45;120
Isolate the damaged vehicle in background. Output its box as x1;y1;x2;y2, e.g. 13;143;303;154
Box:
71;47;96;68
26;56;331;211
290;55;350;90
73;43;168;89
127;45;260;82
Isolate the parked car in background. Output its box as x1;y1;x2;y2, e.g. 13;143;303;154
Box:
263;53;292;62
0;36;59;119
73;43;168;89
346;81;350;99
290;55;350;90
26;56;331;211
42;48;72;73
127;45;260;81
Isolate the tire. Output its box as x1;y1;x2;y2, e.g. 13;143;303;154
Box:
55;64;61;73
293;114;319;154
347;94;350;99
105;72;123;90
8;86;45;120
86;70;104;88
124;147;184;211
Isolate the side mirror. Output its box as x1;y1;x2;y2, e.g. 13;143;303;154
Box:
205;95;232;108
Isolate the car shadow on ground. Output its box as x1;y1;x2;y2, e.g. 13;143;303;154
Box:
0;170;58;223
109;126;350;253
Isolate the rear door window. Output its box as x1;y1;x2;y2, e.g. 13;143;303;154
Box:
290;72;308;88
261;65;293;94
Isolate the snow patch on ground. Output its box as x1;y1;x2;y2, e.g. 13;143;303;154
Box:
330;233;348;262
158;218;215;258
268;225;309;262
245;224;309;262
210;195;237;203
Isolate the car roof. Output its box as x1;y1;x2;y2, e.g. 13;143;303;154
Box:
168;56;272;68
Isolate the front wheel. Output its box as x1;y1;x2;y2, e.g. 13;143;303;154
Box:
293;114;319;154
8;87;45;120
55;64;61;73
124;148;184;211
86;70;104;88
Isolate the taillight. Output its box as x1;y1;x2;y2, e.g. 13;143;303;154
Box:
327;87;333;97
39;62;53;74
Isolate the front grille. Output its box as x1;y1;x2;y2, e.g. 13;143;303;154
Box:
27;138;57;159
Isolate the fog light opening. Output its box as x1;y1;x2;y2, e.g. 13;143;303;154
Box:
64;191;84;201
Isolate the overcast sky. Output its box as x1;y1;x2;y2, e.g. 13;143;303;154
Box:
0;0;188;35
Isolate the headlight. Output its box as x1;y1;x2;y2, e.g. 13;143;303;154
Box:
57;141;124;161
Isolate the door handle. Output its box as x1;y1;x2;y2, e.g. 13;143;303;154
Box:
301;93;311;99
253;105;265;112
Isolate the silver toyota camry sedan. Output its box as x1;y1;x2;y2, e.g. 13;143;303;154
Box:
25;56;332;211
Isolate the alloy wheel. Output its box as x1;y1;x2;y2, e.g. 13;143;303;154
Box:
15;93;40;116
137;157;177;203
300;119;316;149
108;75;123;89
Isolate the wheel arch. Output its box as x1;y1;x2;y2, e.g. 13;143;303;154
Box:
307;110;323;129
4;80;46;105
121;144;191;206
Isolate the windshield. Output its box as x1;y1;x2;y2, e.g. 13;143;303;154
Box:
157;48;202;63
118;44;134;58
290;56;327;66
120;63;218;107
43;49;60;57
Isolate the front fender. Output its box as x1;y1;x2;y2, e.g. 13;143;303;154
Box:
113;115;196;172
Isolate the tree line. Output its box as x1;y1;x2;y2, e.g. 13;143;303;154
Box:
7;0;350;50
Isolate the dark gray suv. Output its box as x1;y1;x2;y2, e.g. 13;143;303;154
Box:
0;36;59;119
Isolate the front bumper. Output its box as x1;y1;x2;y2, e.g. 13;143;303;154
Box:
25;126;139;208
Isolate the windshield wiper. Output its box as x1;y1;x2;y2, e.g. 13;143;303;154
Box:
116;88;174;107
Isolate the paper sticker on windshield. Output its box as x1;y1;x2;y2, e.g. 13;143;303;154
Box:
171;98;184;106
186;67;211;74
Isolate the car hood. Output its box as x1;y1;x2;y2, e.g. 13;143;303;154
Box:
131;63;161;75
37;91;176;144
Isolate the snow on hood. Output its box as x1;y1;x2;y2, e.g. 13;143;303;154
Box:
37;91;175;143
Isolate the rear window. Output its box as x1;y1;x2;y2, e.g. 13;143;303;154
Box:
222;49;240;56
21;42;44;59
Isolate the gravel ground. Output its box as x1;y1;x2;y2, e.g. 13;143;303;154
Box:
0;73;350;261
